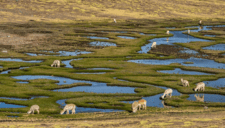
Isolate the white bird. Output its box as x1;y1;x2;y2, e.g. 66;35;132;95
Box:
188;29;190;34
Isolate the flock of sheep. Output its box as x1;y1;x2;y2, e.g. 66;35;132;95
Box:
27;59;206;114
28;20;205;114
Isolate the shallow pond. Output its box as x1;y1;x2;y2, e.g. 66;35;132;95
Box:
0;102;26;108
57;99;124;114
89;41;117;47
0;58;42;63
12;75;136;93
187;94;225;103
61;59;82;68
26;50;92;56
0;67;28;74
85;36;109;40
203;78;225;89
158;68;212;75
202;44;225;51
138;25;214;53
128;57;225;69
117;36;137;39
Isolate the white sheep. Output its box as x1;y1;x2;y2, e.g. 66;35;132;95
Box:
132;101;139;113
60;104;76;115
137;99;147;110
51;60;60;67
194;82;205;92
199;20;202;25
27;105;39;114
131;99;147;113
194;94;204;102
151;42;156;48
161;88;173;99
166;30;169;35
181;78;189;87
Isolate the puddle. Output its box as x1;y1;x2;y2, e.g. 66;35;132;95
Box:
0;58;42;63
0;96;49;100
179;48;199;55
0;67;29;74
203;78;225;89
89;41;117;47
61;59;82;68
187;94;225;103
128;57;225;69
117;36;137;39
0;66;2;68
158;68;212;75
86;68;113;70
204;35;216;37
0;102;26;108
57;99;124;114
12;75;136;93
202;44;225;51
84;36;109;40
26;50;92;56
75;72;106;74
138;25;214;53
139;33;157;36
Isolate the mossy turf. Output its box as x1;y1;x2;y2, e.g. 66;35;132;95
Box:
0;19;225;120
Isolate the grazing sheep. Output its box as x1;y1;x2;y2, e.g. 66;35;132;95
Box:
181;78;189;87
194;94;204;102
194;82;205;92
51;60;60;67
132;101;139;113
60;104;76;115
138;99;147;110
199;20;202;25
114;19;117;23
151;42;156;48
161;100;172;108
131;99;147;113
166;30;169;35
27;105;39;114
161;88;173;99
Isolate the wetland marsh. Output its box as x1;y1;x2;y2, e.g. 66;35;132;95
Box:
0;17;225;126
